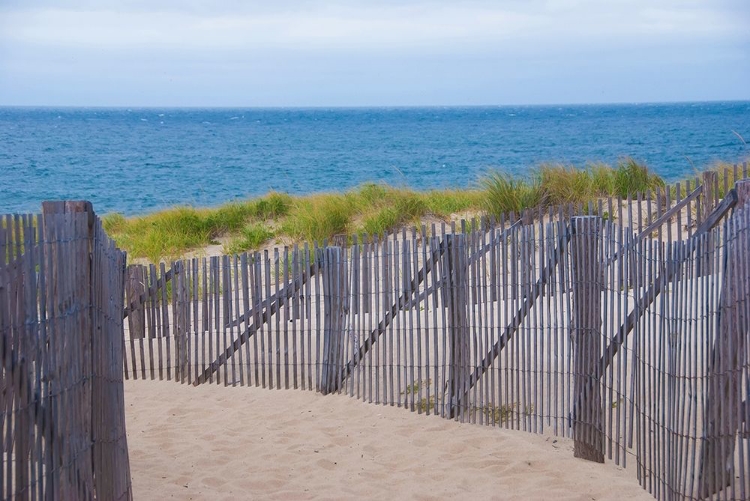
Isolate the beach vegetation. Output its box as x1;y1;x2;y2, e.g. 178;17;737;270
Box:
103;207;212;263
476;402;535;425
104;160;746;263
416;396;437;413
281;194;359;243
225;223;274;255
402;379;431;395
481;172;543;218
536;158;664;207
612;158;665;198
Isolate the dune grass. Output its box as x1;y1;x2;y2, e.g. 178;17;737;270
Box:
104;184;482;262
103;157;746;263
224;223;275;256
102;193;291;262
480;158;666;218
480;172;543;217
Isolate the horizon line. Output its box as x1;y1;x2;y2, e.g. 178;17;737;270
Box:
1;99;749;110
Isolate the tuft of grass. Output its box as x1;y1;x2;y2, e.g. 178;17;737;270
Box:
590;163;617;194
478;403;517;425
102;212;127;234
476;402;534;425
536;158;664;207
205;202;255;234
538;164;596;206
358;183;390;205
423;189;482;217
416;396;437;413
104;207;214;263
394;193;429;220
281;194;359;243
224;223;274;255
361;207;400;237
252;192;292;219
402;379;431;395
356;188;468;238
612;157;664;198
481;171;543;218
358;191;431;237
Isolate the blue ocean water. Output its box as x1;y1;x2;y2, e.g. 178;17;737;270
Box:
1;102;748;216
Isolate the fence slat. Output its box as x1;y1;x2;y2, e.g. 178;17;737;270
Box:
319;247;347;394
570;216;605;463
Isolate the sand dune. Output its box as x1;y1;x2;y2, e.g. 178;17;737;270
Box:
125;380;653;500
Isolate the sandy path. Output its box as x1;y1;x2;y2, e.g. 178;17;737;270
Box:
125;380;652;500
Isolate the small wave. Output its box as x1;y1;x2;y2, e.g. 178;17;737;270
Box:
229;116;239;120
140;118;148;122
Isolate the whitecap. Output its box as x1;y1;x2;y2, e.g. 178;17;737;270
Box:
141;118;148;122
229;116;239;120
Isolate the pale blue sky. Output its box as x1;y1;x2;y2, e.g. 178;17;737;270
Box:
1;0;748;106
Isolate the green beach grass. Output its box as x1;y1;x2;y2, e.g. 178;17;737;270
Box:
103;158;744;263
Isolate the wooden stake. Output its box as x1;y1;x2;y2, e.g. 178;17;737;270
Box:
570;216;605;463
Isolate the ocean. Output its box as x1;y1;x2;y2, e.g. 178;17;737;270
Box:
1;102;748;216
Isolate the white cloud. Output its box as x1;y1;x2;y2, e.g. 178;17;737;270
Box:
1;6;530;51
1;1;745;53
0;0;747;105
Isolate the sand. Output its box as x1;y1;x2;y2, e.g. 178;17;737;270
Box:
125;380;653;501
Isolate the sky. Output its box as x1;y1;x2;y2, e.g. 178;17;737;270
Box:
0;0;748;107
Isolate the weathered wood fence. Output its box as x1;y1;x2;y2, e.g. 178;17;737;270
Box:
1;202;132;500
3;164;749;500
122;167;750;501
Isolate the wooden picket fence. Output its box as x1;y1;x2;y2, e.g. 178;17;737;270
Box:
122;169;750;501
1;202;132;500
2;164;749;500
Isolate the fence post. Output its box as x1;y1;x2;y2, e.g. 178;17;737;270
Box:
319;246;348;395
125;265;146;339
698;171;719;277
698;179;750;497
443;234;470;420
737;178;750;206
701;171;719;219
570;216;605;463
174;261;190;384
41;201;97;496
